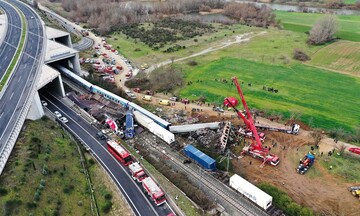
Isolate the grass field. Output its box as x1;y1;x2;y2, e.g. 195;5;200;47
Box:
343;0;358;4
308;41;360;76
106;24;259;65
179;58;360;131
275;11;360;42
0;118;91;215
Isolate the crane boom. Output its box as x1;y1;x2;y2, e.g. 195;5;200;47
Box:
225;77;280;166
231;77;263;151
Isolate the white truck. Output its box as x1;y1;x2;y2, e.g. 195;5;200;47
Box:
229;174;272;210
128;162;147;182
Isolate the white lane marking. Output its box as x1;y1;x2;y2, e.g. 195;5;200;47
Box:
9;92;14;100
18;76;22;82
0;112;3;119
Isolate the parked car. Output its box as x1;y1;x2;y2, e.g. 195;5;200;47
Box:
96;131;108;140
41;100;48;106
181;98;189;104
169;97;177;102
54;111;62;118
60;117;69;123
349;147;360;155
213;107;224;113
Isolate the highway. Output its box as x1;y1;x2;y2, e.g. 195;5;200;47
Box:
0;1;21;81
40;90;175;216
0;0;44;156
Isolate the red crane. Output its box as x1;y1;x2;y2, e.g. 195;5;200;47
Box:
224;77;280;166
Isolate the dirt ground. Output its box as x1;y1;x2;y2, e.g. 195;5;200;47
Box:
137;93;360;215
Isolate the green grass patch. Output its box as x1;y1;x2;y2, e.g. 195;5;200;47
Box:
0;10;27;91
275;11;360;42
343;0;358;4
258;183;314;216
0;118;91;215
319;152;360;182
307;40;360;75
179;58;360;131
106;23;258;64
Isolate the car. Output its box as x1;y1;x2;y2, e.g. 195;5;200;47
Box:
349;147;360;155
124;89;131;94
54;111;62;118
128;93;137;99
31;16;34;19
96;131;108;140
169;97;177;102
41;100;48;106
59;117;68;123
213;107;225;113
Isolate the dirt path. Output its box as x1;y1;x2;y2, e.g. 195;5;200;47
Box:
145;31;267;73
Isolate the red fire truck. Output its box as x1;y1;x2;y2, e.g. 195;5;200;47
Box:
142;177;166;206
128;162;147;182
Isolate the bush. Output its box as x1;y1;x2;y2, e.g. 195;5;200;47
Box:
293;49;310;61
4;199;22;215
258;183;314;216
187;60;198;66
26;202;37;209
104;193;112;200
0;187;8;196
102;201;113;213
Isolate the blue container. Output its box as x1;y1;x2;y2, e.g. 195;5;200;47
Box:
184;145;216;171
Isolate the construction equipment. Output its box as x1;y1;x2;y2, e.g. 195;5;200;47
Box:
296;153;315;174
225;77;280;166
255;123;300;135
348;186;360;200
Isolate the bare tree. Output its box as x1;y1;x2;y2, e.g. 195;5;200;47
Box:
310;129;324;146
308;16;338;45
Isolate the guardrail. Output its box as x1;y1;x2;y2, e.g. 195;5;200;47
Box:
0;0;47;175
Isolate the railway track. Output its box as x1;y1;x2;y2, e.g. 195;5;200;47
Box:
134;132;268;216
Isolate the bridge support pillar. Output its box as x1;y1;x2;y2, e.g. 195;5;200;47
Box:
27;91;44;120
69;54;81;75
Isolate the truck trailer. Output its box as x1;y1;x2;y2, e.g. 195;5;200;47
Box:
229;174;272;210
128;162;147;182
142;177;166;206
183;144;216;171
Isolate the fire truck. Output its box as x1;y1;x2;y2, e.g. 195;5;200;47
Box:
128;162;147;182
142;177;166;206
106;140;133;166
225;77;280;166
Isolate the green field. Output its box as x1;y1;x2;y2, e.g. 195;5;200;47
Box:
308;40;360;76
179;58;360;131
275;11;360;42
106;24;259;65
344;0;358;4
0;119;91;215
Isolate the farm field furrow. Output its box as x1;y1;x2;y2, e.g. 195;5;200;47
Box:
307;40;360;76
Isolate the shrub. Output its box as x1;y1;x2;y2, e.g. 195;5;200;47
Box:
104;193;113;200
102;201;113;213
293;49;310;61
4;199;22;215
187;60;198;66
26;202;37;209
0;187;8;196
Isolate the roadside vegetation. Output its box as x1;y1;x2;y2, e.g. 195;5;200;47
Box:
0;118;130;215
0;118;92;215
258;183;314;216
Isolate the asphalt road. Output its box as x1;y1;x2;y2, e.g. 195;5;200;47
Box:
39;6;93;51
0;1;44;150
40;90;175;216
0;1;21;81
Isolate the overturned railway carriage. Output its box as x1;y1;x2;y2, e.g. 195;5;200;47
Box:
56;65;172;129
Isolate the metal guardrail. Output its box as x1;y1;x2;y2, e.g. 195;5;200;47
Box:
0;0;47;175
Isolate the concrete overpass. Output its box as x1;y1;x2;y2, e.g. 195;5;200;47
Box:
0;0;80;174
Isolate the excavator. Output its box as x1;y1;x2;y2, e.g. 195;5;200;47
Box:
224;77;280;167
